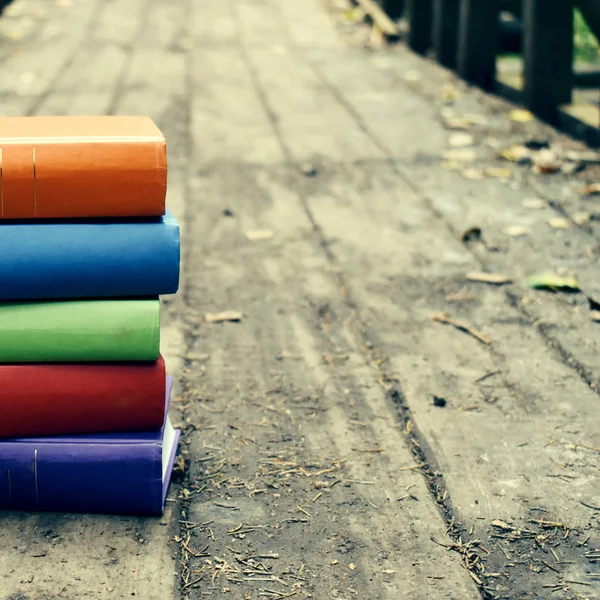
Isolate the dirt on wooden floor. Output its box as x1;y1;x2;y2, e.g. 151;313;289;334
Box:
171;3;600;599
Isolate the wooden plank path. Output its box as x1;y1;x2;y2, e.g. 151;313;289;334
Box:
0;1;599;599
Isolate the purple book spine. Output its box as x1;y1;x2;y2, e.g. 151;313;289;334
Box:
0;377;178;516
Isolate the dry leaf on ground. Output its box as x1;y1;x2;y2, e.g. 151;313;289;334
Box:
449;133;474;148
532;149;561;174
509;109;534;123
246;229;275;241
548;218;570;229
526;274;580;292
572;212;590;226
466;272;512;285
591;311;600;322
205;311;244;323
443;117;471;131
503;225;530;237
522;198;546;209
582;183;600;196
499;145;532;164
462;168;511;180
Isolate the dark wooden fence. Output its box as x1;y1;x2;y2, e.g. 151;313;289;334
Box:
375;0;599;135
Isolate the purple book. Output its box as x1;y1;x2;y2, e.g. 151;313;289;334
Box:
0;377;180;516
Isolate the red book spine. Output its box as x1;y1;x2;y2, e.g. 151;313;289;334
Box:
0;357;166;438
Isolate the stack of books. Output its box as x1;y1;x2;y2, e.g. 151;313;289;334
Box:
0;116;181;516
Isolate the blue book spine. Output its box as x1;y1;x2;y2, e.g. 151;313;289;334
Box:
0;211;180;300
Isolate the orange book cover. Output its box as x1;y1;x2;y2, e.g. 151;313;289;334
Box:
0;115;167;219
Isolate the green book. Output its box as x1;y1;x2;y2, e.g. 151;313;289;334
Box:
0;299;160;362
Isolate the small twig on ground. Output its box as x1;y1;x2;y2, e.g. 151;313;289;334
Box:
213;502;240;511
577;443;600;452
181;536;210;558
466;272;512;285
542;560;560;573
564;579;592;586
475;370;500;383
182;575;204;590
397;493;419;502
228;524;267;535
297;505;312;517
529;519;569;529
430;312;491;345
398;463;426;472
343;479;375;485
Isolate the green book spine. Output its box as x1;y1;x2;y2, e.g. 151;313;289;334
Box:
0;299;160;362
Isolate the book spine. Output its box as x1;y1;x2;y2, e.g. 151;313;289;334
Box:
0;357;167;438
0;214;180;300
0;441;163;515
0;300;160;363
0;139;166;219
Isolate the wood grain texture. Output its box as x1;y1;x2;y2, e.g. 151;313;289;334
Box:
0;0;598;599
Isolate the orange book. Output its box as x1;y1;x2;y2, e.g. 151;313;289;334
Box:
0;115;166;219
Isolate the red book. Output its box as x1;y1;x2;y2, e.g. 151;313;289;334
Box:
0;357;166;438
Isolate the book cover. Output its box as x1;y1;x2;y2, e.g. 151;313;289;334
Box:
0;115;166;219
0;299;160;362
0;211;180;300
0;356;167;438
0;378;180;516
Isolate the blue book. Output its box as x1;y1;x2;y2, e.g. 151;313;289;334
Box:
0;211;180;300
0;378;180;516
